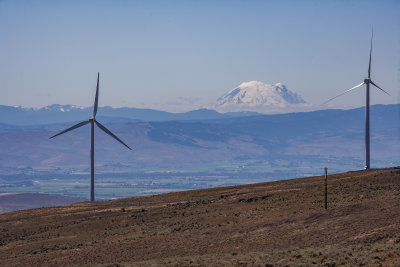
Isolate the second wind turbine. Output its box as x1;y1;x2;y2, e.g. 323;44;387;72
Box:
50;73;132;201
324;32;390;169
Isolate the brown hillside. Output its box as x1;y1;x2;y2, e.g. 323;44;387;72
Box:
0;193;86;213
0;168;399;266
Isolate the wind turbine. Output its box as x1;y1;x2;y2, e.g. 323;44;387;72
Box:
324;32;390;170
50;72;132;201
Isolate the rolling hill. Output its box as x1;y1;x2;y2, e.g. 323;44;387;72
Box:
0;168;399;266
0;104;398;173
0;105;255;126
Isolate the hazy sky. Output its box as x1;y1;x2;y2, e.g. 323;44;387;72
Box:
0;0;399;112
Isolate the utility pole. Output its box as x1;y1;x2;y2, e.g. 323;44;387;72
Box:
324;167;328;209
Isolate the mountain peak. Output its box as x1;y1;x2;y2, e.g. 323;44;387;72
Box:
214;81;306;113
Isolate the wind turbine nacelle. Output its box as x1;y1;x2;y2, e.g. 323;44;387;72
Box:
364;78;370;84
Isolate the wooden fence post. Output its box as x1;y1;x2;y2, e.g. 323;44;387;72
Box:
324;167;328;210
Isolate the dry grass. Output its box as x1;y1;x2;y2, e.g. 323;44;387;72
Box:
0;168;399;266
129;242;400;267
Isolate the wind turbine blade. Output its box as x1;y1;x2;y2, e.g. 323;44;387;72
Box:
323;82;365;105
95;120;132;150
370;80;391;96
368;30;373;78
49;120;90;139
93;72;99;118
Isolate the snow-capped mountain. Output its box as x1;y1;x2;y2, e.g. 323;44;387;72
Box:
214;81;308;113
42;104;85;112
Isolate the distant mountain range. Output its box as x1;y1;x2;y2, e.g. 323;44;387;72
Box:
0;81;310;126
0;105;260;126
213;81;309;113
0;104;398;173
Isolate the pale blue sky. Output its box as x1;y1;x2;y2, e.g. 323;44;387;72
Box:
0;0;398;112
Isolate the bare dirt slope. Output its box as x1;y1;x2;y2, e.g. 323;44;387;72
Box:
0;168;399;266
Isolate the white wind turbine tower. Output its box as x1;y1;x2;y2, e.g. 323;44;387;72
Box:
324;32;391;170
